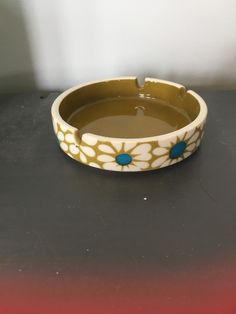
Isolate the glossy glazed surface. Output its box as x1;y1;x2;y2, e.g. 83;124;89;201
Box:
67;96;192;138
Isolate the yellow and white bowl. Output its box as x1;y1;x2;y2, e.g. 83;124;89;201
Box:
51;77;207;171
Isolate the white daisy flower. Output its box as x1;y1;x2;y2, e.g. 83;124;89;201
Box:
151;127;202;169
97;142;152;171
56;129;95;163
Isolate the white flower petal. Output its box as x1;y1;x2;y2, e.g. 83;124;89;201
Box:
133;161;149;169
186;143;196;152
60;124;68;132
89;162;101;168
103;162;121;171
53;119;58;133
112;142;122;152
124;142;136;152
69;144;79;155
153;147;168;156
126;165;140;171
196;139;201;147
134;153;152;161
161;159;171;168
151;156;168;168
80;152;87;163
98;144;115;154
132;143;151;155
82;134;98;146
199;123;205;131
97;155;115;162
80;146;95;157
60;142;68;151
183;151;192;158
158;138;173;148
170;159;178;165
188;131;200;144
178;133;185;141
58;131;64;141
65;133;74;143
201;131;205;140
185;129;195;140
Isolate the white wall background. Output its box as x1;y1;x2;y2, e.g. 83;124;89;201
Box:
0;0;236;92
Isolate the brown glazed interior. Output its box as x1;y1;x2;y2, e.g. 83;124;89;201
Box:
59;78;200;138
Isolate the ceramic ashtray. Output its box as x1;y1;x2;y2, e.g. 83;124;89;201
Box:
51;77;207;172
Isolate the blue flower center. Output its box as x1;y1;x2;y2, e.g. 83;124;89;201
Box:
169;141;186;159
115;153;132;166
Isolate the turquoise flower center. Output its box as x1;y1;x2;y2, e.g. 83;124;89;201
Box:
169;141;186;159
116;153;132;166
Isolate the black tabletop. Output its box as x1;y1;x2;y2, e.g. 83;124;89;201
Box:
0;91;236;313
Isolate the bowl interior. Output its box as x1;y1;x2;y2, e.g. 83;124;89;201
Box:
59;78;200;138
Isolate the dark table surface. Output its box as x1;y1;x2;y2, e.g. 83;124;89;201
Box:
0;91;236;314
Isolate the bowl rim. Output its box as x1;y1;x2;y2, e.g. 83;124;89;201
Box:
51;77;208;143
